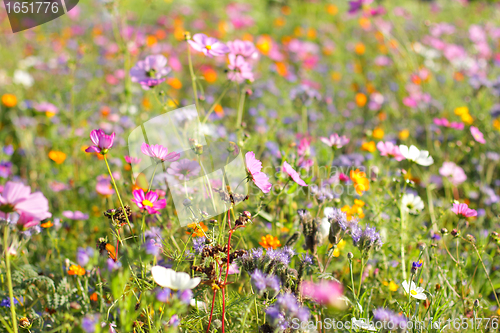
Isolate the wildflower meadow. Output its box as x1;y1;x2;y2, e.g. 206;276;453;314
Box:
1;0;500;332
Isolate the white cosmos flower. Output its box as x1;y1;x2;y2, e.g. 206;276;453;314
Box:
402;280;427;300
351;318;377;332
399;145;434;166
190;299;207;311
151;266;201;291
13;69;34;88
401;193;424;215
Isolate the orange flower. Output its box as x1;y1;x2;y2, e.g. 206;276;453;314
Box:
372;127;384;139
399;129;410;140
167;77;182;89
341;200;365;220
186;222;208;237
259;234;281;250
48;150;67;164
90;292;98;301
68;265;86;276
2;94;17;108
326;4;338;15
41;221;53;228
203;68;217;83
214;104;224;117
354;43;366;55
350;169;370;196
355;93;367;107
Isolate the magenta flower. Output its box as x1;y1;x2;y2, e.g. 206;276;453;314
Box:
376;141;405;161
300;280;344;308
470;126;486;144
125;156;141;164
227;39;258;59
245;152;272;194
188;33;230;57
167;158;201;181
227;54;254;83
451;203;477;218
132;189;166;214
62;210;89;220
320;133;349;149
85;129;115;154
16;213;40;230
439;162;467;186
0;181;51;221
141;143;180;162
283;161;307;187
434;118;464;130
130;55;171;90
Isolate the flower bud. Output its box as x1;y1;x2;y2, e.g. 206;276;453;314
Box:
347;252;354;260
441;228;448;235
474;299;479;308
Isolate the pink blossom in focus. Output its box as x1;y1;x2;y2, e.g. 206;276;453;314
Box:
0;181;51;222
141;143;180;162
376;141;405;161
283;161;307;187
132;189;166;214
245;152;272;193
227;54;254;83
125;156;141;164
188;33;230;57
320;133;350;149
85;129;115;154
227;40;258;60
451;203;477;218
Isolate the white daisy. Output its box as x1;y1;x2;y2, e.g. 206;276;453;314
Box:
352;318;377;331
401;193;424;214
399;145;434;166
402;280;427;300
151;266;201;291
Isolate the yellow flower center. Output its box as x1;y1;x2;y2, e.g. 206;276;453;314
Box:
142;199;154;207
411;290;417;296
205;45;212;50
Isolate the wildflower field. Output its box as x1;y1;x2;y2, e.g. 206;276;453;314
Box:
2;0;500;332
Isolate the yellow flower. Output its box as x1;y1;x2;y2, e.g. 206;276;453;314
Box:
332;239;346;257
1;94;17;108
331;72;342;82
461;113;473;125
355;93;367;107
259;234;281;250
494;119;500;131
399;129;410;140
350;169;370;196
333;247;340;257
341;201;365;220
48;150;67;164
454;106;469;116
186;222;208;237
373;127;384;139
388;281;399;291
68;265;86;276
361;141;376;153
326;4;338;15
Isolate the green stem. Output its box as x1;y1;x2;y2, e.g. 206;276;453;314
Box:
4;227;18;333
357;258;365;299
187;43;203;116
202;81;232;124
349;258;358;306
147;163;159;192
400;209;406;280
103;155;132;233
301;104;308;134
236;87;246;129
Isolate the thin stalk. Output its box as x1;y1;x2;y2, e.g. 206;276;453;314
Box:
3;226;18;333
187;42;203;116
469;241;500;308
203;82;231;124
206;289;217;333
357;258;365;298
236;87;246;129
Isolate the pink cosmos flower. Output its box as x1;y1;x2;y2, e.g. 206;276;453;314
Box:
451;203;477;218
227;54;254;83
470;126;486;144
167;158;201;181
0;181;51;221
320;133;350;149
16;213;40;230
141;143;180;162
434;118;464;130
35;102;58;115
62;210;89;220
283;161;307;187
96;175;114;196
439;162;467;186
188;33;230;57
300;280;344;308
376;141;405;161
85;129;115;154
227;40;259;60
130;55;171;90
125;156;141;164
132;189;166;214
245;152;272;194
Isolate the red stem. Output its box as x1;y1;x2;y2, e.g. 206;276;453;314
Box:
115;238;119;262
221;210;232;333
206;289;217;333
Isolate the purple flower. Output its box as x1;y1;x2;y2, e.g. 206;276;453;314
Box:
266;247;293;266
300;254;313;265
130;55;171;90
169;314;180;327
0;161;12;178
167;158;201;181
251;269;280;295
178;289;193;304
193;237;206;254
107;258;121;272
82;314;100;333
85;129;115;154
3;145;14;156
156;288;171;302
188;33;230;57
373;308;408;330
227;54;254;83
355;225;383;256
77;247;94;266
144;238;162;256
265;293;310;330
